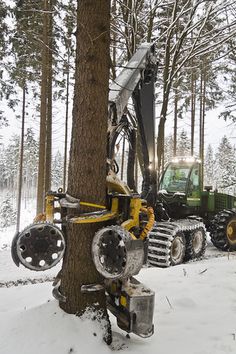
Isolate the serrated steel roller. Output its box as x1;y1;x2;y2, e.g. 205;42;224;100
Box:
11;222;66;271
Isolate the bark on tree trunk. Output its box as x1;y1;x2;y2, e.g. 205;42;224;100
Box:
16;86;26;232
190;69;196;156
173;83;178;156
59;0;111;343
63;51;70;192
37;0;49;214
199;66;203;160
111;0;117;80
121;137;125;180
201;63;207;189
44;0;53;194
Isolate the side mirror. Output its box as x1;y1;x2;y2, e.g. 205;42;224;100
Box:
204;186;213;192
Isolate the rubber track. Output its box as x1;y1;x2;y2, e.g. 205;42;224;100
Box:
148;219;205;267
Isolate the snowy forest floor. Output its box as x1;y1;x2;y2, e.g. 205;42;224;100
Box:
1;225;236;354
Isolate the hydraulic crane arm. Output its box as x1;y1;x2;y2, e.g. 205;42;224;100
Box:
109;43;156;124
108;43;158;200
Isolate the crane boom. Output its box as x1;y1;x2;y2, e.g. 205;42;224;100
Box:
108;43;158;200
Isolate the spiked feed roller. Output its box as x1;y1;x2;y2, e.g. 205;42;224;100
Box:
11;222;66;271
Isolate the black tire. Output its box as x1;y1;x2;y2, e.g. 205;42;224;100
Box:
184;227;207;261
169;232;186;266
210;209;236;251
148;222;186;267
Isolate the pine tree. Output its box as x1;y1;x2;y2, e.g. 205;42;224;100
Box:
177;130;191;156
51;150;63;190
215;136;236;194
3;134;20;192
0;144;6;189
164;134;174;165
11;0;42;86
219;35;236;121
56;0;76;191
24;128;39;192
204;144;215;188
0;2;9;125
0;1;7;62
0;194;17;228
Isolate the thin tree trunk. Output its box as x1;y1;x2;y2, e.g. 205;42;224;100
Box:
44;0;53;193
121;0;132;59
44;59;52;193
63;51;70;192
157;1;179;177
173;84;178;156
121;136;125;180
199;69;203;157
60;0;111;342
199;63;204;189
111;0;117;80
36;0;49;214
16;86;26;232
147;2;157;43
190;68;196;155
201;63;207;188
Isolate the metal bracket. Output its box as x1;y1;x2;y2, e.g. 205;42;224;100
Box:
60;193;80;209
81;283;104;293
52;279;66;303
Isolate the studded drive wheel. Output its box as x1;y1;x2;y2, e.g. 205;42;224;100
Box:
184;227;206;261
170;232;186;266
148;219;205;267
210;210;236;251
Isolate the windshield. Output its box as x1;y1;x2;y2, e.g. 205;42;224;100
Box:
159;163;192;193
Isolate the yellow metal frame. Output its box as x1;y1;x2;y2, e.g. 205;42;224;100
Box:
40;192;155;241
121;198;142;239
70;211;117;224
45;194;54;222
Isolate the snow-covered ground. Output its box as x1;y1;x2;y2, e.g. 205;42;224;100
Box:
1;222;236;354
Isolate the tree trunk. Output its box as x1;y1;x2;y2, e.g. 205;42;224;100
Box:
16;86;26;232
201;62;207;189
63;50;70;192
121;137;125;180
156;1;179;177
190;68;196;156
173;84;178;156
36;0;49;214
44;0;53;194
111;0;117;80
60;0;111;342
199;62;204;190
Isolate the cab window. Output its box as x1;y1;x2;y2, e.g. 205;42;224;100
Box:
160;163;192;193
188;164;200;197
